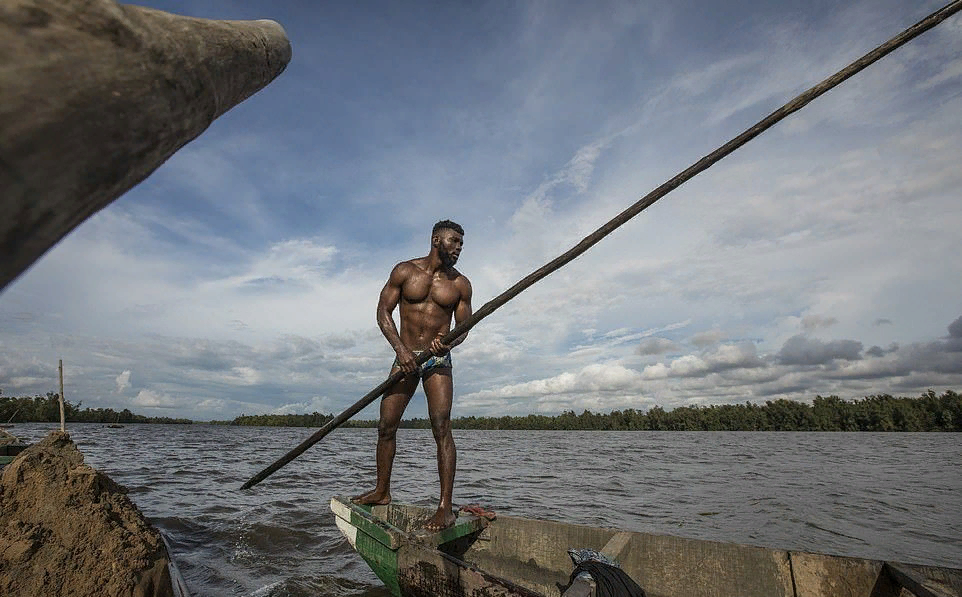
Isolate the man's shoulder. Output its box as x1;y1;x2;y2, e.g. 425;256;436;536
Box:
391;259;425;278
451;267;472;288
394;258;422;270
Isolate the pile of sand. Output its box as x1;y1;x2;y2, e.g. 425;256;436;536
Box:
0;432;179;597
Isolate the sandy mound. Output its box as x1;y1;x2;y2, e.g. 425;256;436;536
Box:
0;432;178;597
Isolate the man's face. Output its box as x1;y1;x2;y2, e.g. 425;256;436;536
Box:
435;229;463;266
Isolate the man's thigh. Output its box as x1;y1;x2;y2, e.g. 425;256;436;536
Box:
422;370;453;420
381;367;419;422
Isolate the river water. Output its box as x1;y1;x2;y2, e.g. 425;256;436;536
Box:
9;424;962;596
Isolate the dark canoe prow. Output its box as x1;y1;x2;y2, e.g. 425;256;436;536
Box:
0;0;292;292
330;496;962;597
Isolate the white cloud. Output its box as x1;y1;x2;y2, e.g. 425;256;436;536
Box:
461;363;646;403
271;396;333;415
132;389;181;409
642;363;670;380
115;370;131;393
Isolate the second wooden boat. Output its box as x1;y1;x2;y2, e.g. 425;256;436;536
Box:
0;429;28;467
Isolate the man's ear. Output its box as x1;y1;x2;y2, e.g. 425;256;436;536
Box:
431;234;440;247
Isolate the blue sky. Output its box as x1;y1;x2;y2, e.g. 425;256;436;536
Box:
1;0;960;421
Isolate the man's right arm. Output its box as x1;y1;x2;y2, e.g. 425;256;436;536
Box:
377;263;417;373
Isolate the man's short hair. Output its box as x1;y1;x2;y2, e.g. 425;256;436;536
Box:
432;219;464;237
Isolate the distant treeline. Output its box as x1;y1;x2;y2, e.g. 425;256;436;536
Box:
4;389;959;430
0;391;193;424
226;390;961;432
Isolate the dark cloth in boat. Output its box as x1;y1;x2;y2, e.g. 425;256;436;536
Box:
568;548;617;583
565;560;646;597
564;549;645;597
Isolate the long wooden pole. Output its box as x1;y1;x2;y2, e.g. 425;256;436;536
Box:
241;0;962;490
58;359;65;433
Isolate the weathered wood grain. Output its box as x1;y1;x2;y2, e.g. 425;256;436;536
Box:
0;0;291;291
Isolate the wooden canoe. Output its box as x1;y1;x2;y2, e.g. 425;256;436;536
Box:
0;429;27;467
330;496;962;597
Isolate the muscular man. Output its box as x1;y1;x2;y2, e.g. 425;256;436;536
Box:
353;220;473;532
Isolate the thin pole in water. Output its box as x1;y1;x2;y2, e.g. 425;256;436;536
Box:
58;359;65;433
241;0;962;490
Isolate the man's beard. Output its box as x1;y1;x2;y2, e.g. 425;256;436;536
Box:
440;250;458;267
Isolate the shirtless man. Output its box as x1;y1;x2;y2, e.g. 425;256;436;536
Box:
353;220;473;532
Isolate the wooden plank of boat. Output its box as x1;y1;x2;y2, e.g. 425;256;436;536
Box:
885;562;962;597
330;496;962;597
161;531;192;597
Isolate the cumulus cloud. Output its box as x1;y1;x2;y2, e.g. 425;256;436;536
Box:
114;370;131;393
778;335;863;365
637;337;678;355
644;342;765;379
132;389;180;409
949;316;962;339
471;315;962;412
827;323;962;381
462;363;645;402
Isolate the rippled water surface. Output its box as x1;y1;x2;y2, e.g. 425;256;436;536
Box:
11;424;962;596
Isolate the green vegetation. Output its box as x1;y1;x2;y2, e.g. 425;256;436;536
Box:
4;389;959;430
0;390;193;424
227;390;961;431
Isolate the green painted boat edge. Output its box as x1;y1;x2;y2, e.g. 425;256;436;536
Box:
330;496;491;597
330;497;404;596
330;497;404;549
330;496;487;549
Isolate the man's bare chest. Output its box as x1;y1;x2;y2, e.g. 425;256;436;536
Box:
401;272;460;310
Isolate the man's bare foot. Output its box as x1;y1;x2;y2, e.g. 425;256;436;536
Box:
423;506;457;532
351;489;391;505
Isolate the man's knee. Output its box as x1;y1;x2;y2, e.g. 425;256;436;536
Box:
378;420;400;440
429;414;452;439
